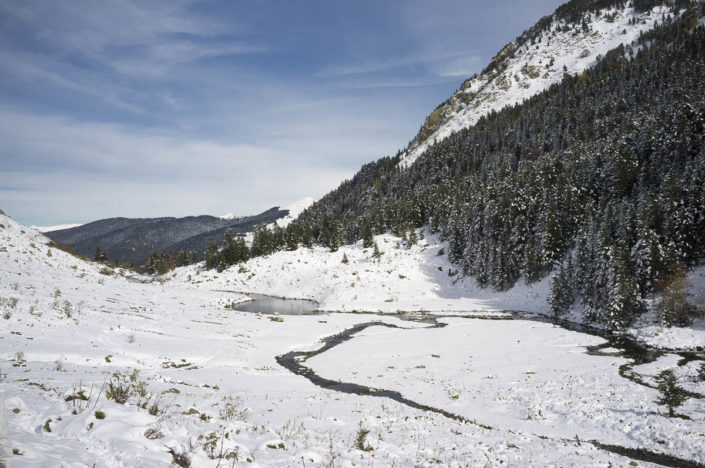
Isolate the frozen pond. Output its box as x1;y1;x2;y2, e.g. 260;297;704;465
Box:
232;293;320;315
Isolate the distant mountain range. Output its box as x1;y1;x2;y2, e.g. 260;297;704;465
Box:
45;207;287;266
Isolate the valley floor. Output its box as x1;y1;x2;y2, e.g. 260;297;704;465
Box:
1;214;704;467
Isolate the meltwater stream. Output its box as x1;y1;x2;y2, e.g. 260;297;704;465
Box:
231;294;704;467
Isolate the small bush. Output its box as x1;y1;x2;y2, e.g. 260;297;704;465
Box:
43;419;52;432
62;300;74;319
148;399;163;416
94;410;106;420
65;389;88;402
106;376;132;404
354;422;372;451
219;396;248;421
168;442;194;468
144;427;164;440
0;297;19;309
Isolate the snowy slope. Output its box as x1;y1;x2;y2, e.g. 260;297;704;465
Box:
172;227;705;351
2;212;705;466
401;3;671;167
173;231;553;315
30;224;83;233
270;197;315;228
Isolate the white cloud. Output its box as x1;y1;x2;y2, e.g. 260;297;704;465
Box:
0;105;403;225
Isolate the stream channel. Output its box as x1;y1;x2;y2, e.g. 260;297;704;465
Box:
233;293;705;468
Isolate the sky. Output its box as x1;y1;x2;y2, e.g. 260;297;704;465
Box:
0;0;564;226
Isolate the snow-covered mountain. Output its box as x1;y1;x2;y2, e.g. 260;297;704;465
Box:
45;207;288;266
401;2;670;167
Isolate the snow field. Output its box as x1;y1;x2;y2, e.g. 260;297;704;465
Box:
306;318;705;463
175;232;553;315
2;212;704;466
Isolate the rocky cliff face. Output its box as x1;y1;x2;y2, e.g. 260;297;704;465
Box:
401;1;670;167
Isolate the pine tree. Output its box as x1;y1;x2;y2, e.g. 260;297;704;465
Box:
523;239;542;283
372;242;383;262
145;252;159;275
205;240;219;270
654;370;689;417
341;252;349;264
549;259;573;318
157;251;169;275
222;230;237;266
285;223;301;251
362;220;374;248
94;247;108;262
301;223;314;248
605;247;644;332
407;229;418;249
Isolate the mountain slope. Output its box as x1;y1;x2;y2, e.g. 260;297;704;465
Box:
290;0;705;330
45;207;287;266
401;0;672;167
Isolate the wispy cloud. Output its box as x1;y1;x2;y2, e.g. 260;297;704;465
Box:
0;104;408;224
434;56;484;77
0;0;567;225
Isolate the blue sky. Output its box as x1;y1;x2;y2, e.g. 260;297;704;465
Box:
0;0;563;226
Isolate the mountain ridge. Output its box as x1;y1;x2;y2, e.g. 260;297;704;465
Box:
400;0;674;167
46;207;288;266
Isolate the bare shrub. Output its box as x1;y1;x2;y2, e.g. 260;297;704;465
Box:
219;395;248;421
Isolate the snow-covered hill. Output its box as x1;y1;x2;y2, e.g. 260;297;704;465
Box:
401;3;671;167
30;223;83;233
172;225;705;350
175;231;552;314
2;205;705;466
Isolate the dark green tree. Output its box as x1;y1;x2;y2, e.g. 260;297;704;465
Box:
205;240;219;270
362;220;374;248
654;370;689;417
372;242;383;262
94;247;108;262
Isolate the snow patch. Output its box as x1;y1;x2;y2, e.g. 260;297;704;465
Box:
31;223;82;233
271;197;315;228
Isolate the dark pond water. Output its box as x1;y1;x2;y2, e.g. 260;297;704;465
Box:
232;293;319;315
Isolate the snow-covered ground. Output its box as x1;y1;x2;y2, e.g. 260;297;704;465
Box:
174;232;552;315
29;224;83;233
401;4;671;167
308;318;705;463
2;212;704;467
174;228;705;351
